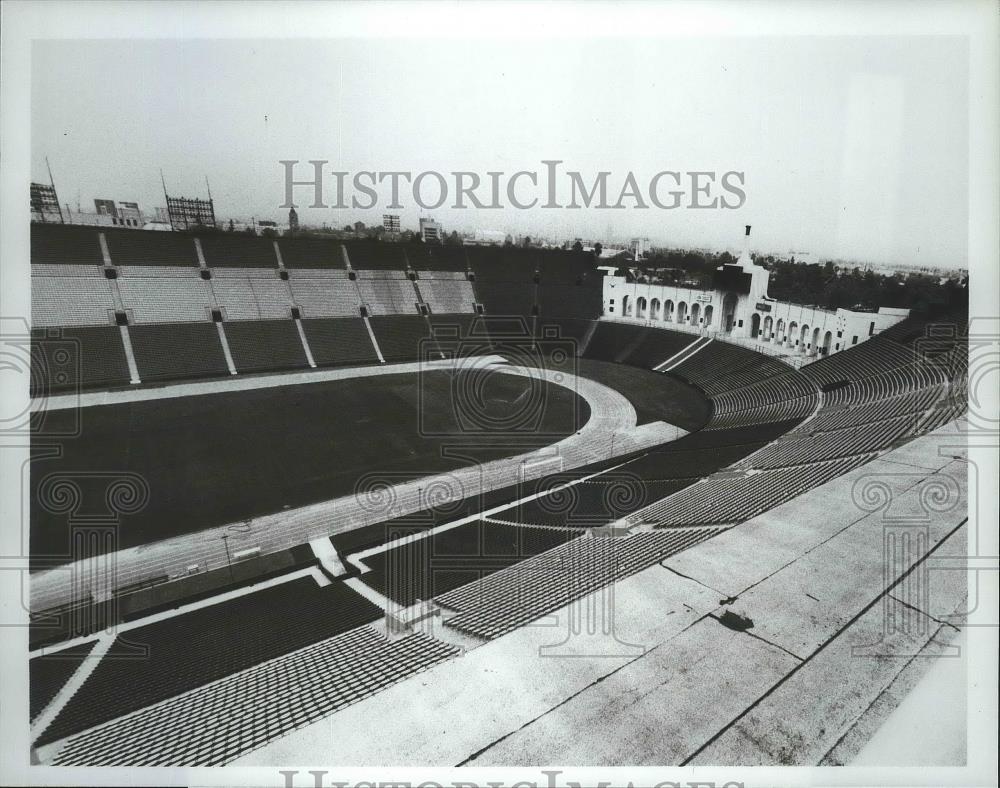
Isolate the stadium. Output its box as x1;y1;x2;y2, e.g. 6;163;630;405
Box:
25;220;970;767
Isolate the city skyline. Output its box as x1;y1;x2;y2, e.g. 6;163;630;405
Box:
33;35;969;268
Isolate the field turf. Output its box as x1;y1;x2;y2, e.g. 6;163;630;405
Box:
30;369;588;567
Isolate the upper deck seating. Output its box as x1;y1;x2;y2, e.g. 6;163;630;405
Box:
31;224;105;266
198;234;277;268
104;230;198;267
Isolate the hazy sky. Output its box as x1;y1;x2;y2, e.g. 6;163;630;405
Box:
32;36;968;267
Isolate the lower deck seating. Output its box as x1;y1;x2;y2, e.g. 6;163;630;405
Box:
30;640;97;721
800;336;920;388
51;627;458;766
670;337;792;396
631;455;872;528
129;323;229;381
534;317;594;354
791;386;943;435
741;414;921;469
621;329;696;369
301;318;378;366
369;315;437;362
31;326;132;394
361;520;582;607
37;577;383;747
582;321;646;363
223;319;309;373
438;528;724;640
506;477;695;528
430;314;495;358
705;396;818;429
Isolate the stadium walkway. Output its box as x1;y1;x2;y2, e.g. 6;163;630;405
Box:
31;355;511;411
29;358;686;612
236;417;975;766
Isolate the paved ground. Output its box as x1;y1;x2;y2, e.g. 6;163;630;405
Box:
236;418;972;766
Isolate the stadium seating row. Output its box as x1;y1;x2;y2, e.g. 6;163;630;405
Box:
360;520;583;607
51;627;459;766
29;641;97;722
37;576;383;746
631;455;873;528
31;225;601;283
438;528;725;640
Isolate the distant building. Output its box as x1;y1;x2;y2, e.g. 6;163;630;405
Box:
117;201;142;227
383;214;401;234
419;217;442;243
94;198;117;217
288;206;299;232
603;226;909;357
257;219;284;235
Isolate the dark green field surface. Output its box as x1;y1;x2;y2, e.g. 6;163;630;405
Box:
30;370;590;565
31;362;710;567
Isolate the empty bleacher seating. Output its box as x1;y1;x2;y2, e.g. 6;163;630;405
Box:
620;328;695;369
506;477;695;528
31;224;105;266
534;317;594;352
670;338;793;396
224;319;309;373
117;269;214;323
343;240;407;270
129;323;229;381
361;520;583;607
536;283;603;320
438;529;724;640
31;326;131;393
355;274;419;315
198;234;278;268
472;281;536;316
430;314;495;358
301;318;378;366
31;275;116;327
630;455;872;528
417;245;468;272
37;577;383;747
468;247;537;282
277;237;344;269
50;627;458;766
582;321;647;363
287;271;359;318
104;230;198;267
369;315;437;362
30;640;97;721
415;278;476;314
740;414;922;469
800;336;920;388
